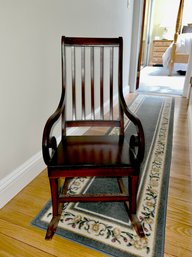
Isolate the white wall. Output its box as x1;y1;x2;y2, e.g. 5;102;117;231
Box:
0;0;134;205
151;0;180;40
183;0;192;25
129;0;144;92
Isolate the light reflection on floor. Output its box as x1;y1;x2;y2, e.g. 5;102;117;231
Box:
138;66;185;95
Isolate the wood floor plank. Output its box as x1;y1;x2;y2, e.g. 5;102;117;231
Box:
0;233;54;257
165;240;192;257
167;197;192;226
0;219;105;257
164;96;192;257
164;254;176;257
168;177;192;201
166;218;192;238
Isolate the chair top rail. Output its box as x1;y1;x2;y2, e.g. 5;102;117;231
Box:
62;36;122;47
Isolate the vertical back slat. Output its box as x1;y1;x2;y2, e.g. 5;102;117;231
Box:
109;47;114;120
90;47;95;119
100;47;104;119
118;38;124;135
71;46;76;120
81;47;86;119
62;43;66;135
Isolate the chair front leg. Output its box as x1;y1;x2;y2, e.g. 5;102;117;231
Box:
49;178;59;217
45;177;63;240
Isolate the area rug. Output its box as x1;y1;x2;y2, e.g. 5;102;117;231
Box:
32;94;174;257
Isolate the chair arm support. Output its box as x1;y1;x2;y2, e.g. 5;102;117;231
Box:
120;96;145;163
42;90;65;165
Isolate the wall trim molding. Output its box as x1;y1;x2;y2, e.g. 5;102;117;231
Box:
0;152;45;208
0;86;129;209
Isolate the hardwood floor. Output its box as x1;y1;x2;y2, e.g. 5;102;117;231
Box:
164;96;192;257
0;95;191;257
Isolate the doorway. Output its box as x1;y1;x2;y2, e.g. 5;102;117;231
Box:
136;0;186;96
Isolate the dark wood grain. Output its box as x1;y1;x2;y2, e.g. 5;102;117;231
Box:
42;36;145;240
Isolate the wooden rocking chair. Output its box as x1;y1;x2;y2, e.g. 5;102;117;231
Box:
42;36;145;240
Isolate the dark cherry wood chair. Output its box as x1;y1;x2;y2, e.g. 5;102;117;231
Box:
42;36;145;240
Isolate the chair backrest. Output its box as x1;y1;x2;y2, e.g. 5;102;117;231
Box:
61;36;124;135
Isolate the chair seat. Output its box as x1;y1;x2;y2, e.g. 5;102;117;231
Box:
49;135;136;174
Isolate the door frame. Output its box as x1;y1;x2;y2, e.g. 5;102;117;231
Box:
183;43;192;98
128;0;145;92
136;0;147;89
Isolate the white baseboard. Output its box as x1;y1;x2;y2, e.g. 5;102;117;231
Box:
0;86;130;209
0;152;45;208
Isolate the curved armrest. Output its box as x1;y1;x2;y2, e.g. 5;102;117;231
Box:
120;95;145;163
42;90;65;165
